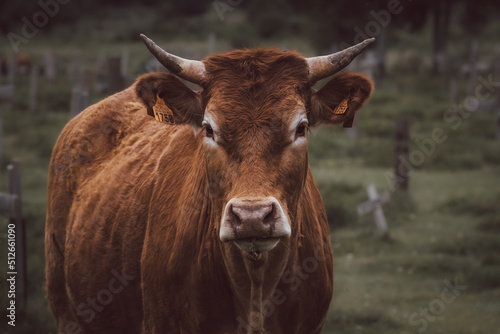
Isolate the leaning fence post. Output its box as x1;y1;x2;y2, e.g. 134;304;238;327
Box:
357;184;390;237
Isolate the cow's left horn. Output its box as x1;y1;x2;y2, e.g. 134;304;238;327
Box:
140;34;206;84
306;38;375;83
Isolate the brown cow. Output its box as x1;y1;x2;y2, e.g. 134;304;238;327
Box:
45;35;374;334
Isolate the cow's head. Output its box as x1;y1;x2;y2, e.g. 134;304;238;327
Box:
136;35;373;262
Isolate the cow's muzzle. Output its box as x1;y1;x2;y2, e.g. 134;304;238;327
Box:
220;197;291;253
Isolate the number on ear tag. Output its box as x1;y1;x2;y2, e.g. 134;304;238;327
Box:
153;94;175;125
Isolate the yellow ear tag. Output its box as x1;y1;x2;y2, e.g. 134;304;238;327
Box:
153;94;175;125
333;96;350;115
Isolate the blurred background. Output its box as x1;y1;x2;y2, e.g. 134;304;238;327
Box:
0;0;499;333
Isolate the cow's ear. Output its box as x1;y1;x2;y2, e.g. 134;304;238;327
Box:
310;73;373;128
135;73;203;126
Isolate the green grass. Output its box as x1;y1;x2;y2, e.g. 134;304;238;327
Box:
316;165;500;334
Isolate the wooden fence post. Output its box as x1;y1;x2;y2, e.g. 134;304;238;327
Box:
7;55;16;86
70;88;90;118
375;26;387;80
0;85;14;103
467;40;478;96
44;50;57;84
120;48;130;78
95;52;107;94
449;79;458;115
0;84;14;165
30;66;38;112
8;160;26;308
494;51;500;141
68;57;83;88
395;120;410;191
449;79;457;106
208;33;216;54
4;57;16;112
82;70;95;93
345;115;358;140
121;48;129;78
107;56;124;95
0;107;3;166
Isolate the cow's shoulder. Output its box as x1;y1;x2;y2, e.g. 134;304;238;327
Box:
51;87;154;187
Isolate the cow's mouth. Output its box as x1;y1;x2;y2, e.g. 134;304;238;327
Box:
234;237;280;254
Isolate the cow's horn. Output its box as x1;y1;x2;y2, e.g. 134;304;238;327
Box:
140;34;206;84
307;38;375;83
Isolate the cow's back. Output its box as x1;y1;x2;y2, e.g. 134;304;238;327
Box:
45;86;191;333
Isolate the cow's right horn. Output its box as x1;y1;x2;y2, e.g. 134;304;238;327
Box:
140;34;206;85
307;38;375;83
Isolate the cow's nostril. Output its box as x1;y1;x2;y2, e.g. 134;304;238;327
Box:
227;203;241;225
263;203;276;226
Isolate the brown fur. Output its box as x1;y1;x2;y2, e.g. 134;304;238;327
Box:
46;48;372;334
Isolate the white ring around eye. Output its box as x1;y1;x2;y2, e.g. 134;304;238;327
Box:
201;117;218;144
291;113;309;143
202;111;218;133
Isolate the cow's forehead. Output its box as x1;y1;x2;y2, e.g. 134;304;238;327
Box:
204;48;309;72
202;48;310;94
201;48;310;129
205;94;305;128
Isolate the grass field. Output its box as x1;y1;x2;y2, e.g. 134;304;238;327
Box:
317;164;500;334
1;11;500;332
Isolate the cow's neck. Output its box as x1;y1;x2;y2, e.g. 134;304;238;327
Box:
221;244;290;332
216;205;301;332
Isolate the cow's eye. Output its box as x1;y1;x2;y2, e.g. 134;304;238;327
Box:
204;123;214;139
295;122;308;138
